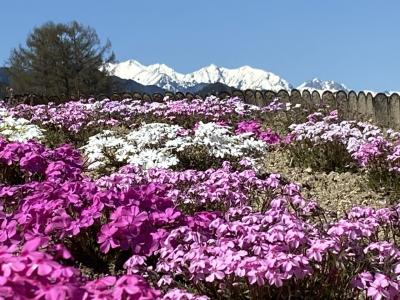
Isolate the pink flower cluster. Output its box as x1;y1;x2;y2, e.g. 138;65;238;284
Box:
0;237;161;300
289;110;400;175
98;162;284;210
8;96;263;133
235;120;281;145
97;162;400;298
0;138;82;186
154;199;400;299
97;184;186;256
0;139;190;299
351;134;400;175
2;97;400;299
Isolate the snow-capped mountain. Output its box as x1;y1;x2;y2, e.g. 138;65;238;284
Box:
106;60;292;92
297;78;349;92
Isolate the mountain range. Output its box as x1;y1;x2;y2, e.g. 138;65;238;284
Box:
1;61;389;96
297;78;348;93
108;60;400;96
106;60;293;93
105;60;358;94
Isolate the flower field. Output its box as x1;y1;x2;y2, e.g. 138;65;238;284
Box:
2;95;400;299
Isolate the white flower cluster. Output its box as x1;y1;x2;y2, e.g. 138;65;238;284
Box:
0;111;45;142
81;122;267;171
81;124;183;170
166;122;266;158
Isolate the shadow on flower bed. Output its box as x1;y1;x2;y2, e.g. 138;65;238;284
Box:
287;140;357;172
367;168;400;204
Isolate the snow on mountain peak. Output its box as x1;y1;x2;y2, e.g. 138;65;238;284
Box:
107;60;291;92
107;60;353;93
297;78;348;92
206;63;218;68
127;59;143;66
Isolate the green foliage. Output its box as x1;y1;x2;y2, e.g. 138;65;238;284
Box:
8;21;115;99
0;67;9;99
0;83;6;99
42;124;108;148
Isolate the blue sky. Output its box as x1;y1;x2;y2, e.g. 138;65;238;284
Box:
1;0;399;91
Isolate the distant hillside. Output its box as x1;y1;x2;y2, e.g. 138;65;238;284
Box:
0;70;166;96
195;82;234;97
111;76;165;94
297;78;348;93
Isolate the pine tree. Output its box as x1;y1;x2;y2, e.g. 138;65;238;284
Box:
8;21;115;99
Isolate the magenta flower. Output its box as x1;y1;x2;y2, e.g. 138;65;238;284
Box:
205;259;226;282
98;224;119;253
367;274;393;300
